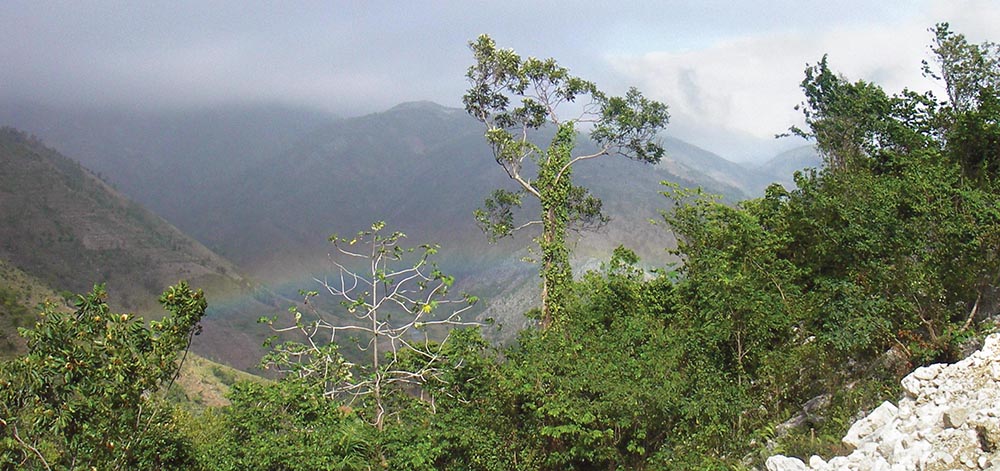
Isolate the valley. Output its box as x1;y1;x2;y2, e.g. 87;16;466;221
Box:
0;101;819;366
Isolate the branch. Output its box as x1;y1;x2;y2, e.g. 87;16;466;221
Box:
556;145;610;183
961;291;982;332
11;425;52;471
512;220;543;233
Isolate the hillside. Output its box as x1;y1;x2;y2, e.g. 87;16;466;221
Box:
0;127;286;369
0;102;337;229
176;101;729;335
658;136;773;197
0;258;70;357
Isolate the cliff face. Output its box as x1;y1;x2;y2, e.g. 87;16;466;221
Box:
768;333;1000;470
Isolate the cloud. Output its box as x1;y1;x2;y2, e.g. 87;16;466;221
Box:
606;0;998;159
1;1;997;160
608;26;922;156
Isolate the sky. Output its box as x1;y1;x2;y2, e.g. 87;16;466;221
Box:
3;1;999;161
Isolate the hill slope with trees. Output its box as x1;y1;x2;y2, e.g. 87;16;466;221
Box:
0;128;288;369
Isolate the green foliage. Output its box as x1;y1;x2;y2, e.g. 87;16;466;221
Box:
415;258;687;470
193;380;374;471
464;34;669;327
0;282;206;470
628;24;1000;467
921;23;1000;188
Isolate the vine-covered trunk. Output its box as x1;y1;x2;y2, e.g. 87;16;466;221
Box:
537;125;575;328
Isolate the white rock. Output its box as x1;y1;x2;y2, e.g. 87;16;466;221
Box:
918;450;955;470
913;364;944;381
901;375;922;398
765;455;808;471
827;456;850;469
944;407;971;428
991;362;1000;381
766;334;1000;471
843;401;898;449
916;406;944;435
983;334;1000;353
870;456;891;471
876;426;904;460
898;403;913;420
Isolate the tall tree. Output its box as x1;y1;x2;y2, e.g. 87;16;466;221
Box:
463;34;669;328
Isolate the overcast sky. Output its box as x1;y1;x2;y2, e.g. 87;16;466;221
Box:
3;1;999;161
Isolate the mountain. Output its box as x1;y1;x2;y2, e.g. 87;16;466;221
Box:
753;144;823;188
0;101;337;230
657;137;773;197
175;101;753;337
0;127;286;369
190;101;750;264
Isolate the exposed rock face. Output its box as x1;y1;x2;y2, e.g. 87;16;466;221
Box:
767;333;1000;471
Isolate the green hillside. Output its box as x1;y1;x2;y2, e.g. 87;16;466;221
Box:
0;103;336;229
0;127;287;369
0;258;71;357
0;102;776;341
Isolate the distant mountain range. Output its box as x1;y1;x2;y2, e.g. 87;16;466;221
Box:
0;101;822;361
750;144;824;188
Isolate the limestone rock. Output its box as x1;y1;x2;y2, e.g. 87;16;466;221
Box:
842;401;897;450
766;332;1000;470
766;455;808;471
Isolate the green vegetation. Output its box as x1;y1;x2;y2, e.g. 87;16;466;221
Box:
0;282;206;470
0;24;997;469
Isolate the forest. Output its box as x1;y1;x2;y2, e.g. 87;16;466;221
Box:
1;24;999;470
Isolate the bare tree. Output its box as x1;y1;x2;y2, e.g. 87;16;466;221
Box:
262;221;479;430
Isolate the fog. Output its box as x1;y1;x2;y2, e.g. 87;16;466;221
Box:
3;0;998;161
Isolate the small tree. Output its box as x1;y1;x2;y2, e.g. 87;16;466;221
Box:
464;34;669;328
263;222;479;431
0;282;206;470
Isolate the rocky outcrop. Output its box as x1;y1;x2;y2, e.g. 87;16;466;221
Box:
767;333;1000;471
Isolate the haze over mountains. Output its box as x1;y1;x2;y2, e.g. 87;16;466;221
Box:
0;100;820;368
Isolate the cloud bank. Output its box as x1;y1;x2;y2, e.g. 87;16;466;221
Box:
606;0;1000;159
2;1;998;160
